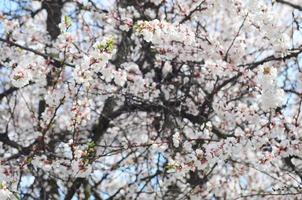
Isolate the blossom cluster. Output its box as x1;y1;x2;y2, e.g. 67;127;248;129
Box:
0;0;302;199
256;65;285;111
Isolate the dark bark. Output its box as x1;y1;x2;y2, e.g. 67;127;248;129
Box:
42;0;64;40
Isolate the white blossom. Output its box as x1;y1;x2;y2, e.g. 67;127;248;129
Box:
10;67;32;88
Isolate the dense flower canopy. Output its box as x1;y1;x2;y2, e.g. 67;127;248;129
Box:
0;0;302;199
